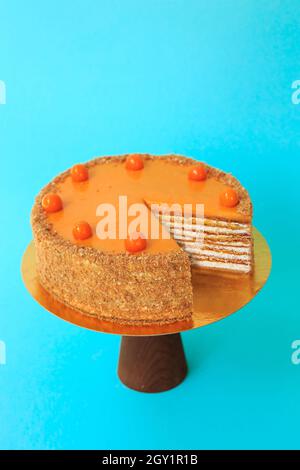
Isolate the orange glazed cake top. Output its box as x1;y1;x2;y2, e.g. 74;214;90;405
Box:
36;154;252;254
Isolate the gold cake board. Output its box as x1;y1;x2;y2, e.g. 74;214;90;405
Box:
21;228;271;393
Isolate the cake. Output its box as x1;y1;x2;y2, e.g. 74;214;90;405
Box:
31;154;253;324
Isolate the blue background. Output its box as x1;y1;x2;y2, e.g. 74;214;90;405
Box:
0;0;299;450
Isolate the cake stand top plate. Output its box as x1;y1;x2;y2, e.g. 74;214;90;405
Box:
21;228;271;336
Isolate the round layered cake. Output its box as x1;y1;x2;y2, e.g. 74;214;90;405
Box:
31;154;253;324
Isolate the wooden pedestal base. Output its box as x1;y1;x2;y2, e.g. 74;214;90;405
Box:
117;333;188;393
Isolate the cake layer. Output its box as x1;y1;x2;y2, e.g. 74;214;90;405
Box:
191;259;251;273
159;214;251;234
178;242;251;256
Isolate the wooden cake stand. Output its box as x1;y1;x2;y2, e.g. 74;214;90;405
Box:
21;228;271;393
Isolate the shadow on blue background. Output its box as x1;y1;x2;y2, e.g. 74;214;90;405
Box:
0;0;299;450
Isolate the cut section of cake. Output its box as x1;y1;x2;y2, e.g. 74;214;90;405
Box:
156;213;252;273
31;154;253;325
